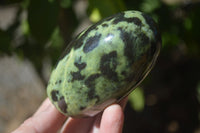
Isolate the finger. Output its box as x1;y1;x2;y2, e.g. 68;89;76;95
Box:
33;98;51;116
61;116;95;133
89;97;128;133
12;98;67;133
99;104;124;133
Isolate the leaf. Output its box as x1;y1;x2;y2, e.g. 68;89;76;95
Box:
140;0;161;13
28;0;59;44
89;8;101;23
88;0;126;19
60;0;71;8
128;87;145;112
48;27;64;48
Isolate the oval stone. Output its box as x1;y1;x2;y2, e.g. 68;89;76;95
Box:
47;10;161;117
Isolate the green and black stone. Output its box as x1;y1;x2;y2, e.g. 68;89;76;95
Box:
47;10;161;117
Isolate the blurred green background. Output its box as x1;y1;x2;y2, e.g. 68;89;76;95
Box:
0;0;200;132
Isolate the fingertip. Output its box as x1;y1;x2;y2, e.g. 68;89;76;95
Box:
105;104;123;116
104;104;124;124
100;104;124;133
33;98;51;116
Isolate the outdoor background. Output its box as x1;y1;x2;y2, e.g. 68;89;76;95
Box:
0;0;200;133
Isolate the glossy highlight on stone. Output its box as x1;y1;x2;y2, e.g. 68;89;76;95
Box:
47;10;161;117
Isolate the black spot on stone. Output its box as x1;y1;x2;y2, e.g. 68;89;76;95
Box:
118;27;135;64
138;33;157;59
74;41;84;50
139;33;150;47
74;62;87;70
58;96;67;113
117;27;123;33
85;74;101;88
85;74;101;100
130;17;142;26
83;34;102;53
87;88;100;103
124;73;135;82
112;13;125;24
71;58;87;82
112;13;141;26
73;18;105;50
95;27;99;30
71;71;85;82
87;88;95;100
142;13;161;44
100;51;119;82
102;23;108;27
51;90;59;101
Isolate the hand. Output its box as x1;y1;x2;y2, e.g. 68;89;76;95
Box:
12;98;127;133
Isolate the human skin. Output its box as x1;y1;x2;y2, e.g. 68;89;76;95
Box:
12;97;127;133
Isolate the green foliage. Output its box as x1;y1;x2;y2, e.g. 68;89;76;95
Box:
88;0;126;18
128;87;145;112
89;8;102;23
1;0;199;66
140;0;161;13
60;0;71;8
28;0;59;44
